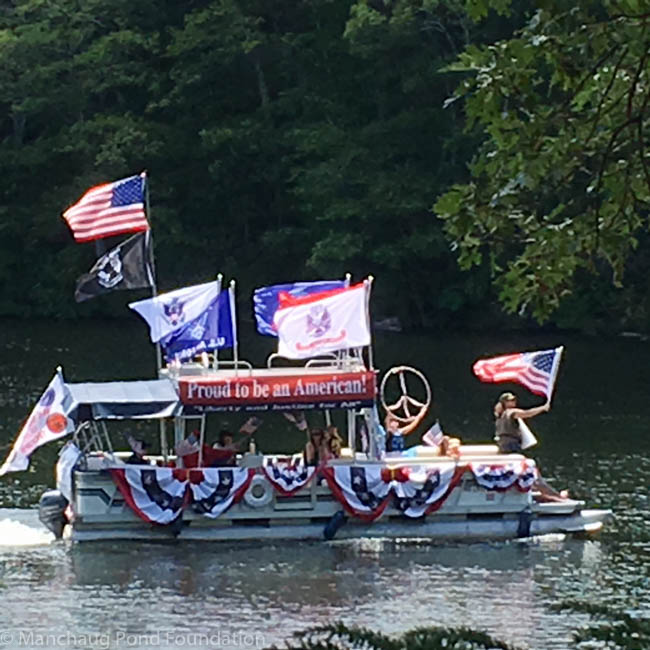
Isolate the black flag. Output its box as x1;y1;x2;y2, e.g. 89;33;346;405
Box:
75;231;153;302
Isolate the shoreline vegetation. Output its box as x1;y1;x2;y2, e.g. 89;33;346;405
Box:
276;605;650;650
1;2;648;334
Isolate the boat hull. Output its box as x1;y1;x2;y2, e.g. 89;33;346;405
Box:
65;464;613;543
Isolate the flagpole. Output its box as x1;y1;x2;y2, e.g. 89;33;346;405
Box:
229;280;239;376
546;345;564;406
142;172;168;460
141;172;163;375
365;276;374;370
212;274;223;369
343;273;351;367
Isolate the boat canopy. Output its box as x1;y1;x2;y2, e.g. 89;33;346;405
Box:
67;379;181;420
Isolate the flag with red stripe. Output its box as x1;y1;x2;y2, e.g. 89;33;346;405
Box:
63;173;149;242
472;347;563;400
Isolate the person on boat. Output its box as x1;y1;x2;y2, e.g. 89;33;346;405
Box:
494;392;549;452
210;418;260;464
494;392;569;502
304;428;325;466
175;429;200;458
211;429;241;466
125;437;149;465
325;425;343;459
385;412;425;453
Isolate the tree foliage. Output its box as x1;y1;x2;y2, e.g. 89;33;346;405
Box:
436;0;650;323
1;0;648;332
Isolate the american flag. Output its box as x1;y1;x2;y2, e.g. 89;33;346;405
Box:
472;347;563;399
63;173;149;242
422;421;444;447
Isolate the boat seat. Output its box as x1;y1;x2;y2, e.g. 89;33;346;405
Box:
457;444;500;457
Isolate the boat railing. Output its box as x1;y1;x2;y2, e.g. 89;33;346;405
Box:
161;358;254;378
267;350;365;371
73;421;113;456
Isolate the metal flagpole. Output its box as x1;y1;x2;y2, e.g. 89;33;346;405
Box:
365;276;374;370
546;345;564;406
229;280;239;376
142;172;168;460
212;274;223;369
142;172;162;374
343;273;352;367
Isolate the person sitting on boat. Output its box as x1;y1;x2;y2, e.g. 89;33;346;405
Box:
419;421;461;458
211;429;241;466
125;437;149;465
175;429;200;459
325;425;343;459
304;428;325;466
209;418;260;464
494;392;569;502
385;412;425;453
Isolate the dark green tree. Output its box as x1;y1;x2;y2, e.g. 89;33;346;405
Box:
435;0;650;325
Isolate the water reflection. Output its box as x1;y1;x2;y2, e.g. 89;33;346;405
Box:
1;322;650;648
0;511;611;650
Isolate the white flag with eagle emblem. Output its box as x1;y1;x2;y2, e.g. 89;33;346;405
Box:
129;280;221;343
273;283;370;359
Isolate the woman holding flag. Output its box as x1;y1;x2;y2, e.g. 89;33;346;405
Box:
494;392;549;453
473;346;570;503
492;391;569;502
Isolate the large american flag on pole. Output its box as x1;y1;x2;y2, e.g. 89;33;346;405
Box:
62;173;149;242
472;346;563;400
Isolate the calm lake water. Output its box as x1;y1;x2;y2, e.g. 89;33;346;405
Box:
0;318;649;649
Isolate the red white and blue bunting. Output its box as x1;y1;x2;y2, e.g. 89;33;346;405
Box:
110;467;190;525
190;467;254;519
322;463;462;521
109;467;253;524
469;459;537;492
323;465;393;521
392;463;462;518
110;459;539;525
263;458;317;496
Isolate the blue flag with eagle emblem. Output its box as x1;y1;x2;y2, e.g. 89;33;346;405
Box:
160;290;235;362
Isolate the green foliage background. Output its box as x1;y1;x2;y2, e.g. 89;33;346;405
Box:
1;0;648;332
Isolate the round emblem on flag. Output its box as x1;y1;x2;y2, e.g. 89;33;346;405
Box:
306;305;331;338
46;412;68;434
40;388;56;408
97;249;124;289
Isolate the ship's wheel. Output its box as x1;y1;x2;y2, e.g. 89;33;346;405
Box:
379;365;432;426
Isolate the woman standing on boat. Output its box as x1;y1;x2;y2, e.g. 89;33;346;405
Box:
494;392;549;453
494;392;568;502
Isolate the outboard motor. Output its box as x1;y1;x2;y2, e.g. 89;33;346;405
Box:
38;489;68;539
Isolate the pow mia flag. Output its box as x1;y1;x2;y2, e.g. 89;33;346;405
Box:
75;231;154;302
